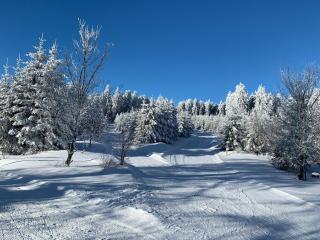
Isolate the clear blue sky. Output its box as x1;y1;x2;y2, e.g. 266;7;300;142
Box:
1;0;320;103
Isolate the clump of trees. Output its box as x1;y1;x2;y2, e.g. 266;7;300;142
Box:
1;19;319;180
0;20;179;166
177;68;320;180
0;18;193;167
113;97;193;165
272;68;320;180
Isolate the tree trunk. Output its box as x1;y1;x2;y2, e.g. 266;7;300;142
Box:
120;146;125;165
298;165;306;181
298;153;307;181
120;152;124;165
65;140;75;166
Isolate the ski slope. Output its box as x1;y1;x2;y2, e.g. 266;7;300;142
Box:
0;132;320;239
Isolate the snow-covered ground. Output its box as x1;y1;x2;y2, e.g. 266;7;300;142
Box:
0;132;320;239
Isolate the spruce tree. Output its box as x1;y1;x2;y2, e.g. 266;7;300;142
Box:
0;62;14;152
102;85;113;122
135;101;157;143
177;112;193;137
9;37;65;153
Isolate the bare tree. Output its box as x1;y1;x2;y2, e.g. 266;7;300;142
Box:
274;67;320;180
64;19;109;166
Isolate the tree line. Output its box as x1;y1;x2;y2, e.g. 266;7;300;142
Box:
0;20;318;180
178;69;320;180
0;20;193;166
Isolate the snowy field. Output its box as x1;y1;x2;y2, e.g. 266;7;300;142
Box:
0;132;320;239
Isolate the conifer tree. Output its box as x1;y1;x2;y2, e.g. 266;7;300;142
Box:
154;96;178;143
245;85;273;153
111;87;124;121
102;85;113;122
9;36;61;153
177;112;193;137
135;101;157;143
0;62;14;152
223;83;249;151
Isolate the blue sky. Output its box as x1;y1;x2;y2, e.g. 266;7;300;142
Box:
1;0;320;103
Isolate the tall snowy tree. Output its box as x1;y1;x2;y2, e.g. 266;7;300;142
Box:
245;85;273;153
225;83;249;116
177;112;193;137
192;99;200;115
122;90;133;113
199;101;206;115
64;19;109;166
101;84;113;122
0;62;14;152
223;83;249;151
185;99;194;115
223;116;246;151
43;42;71;149
154;96;178;143
204;100;213;116
135;101;158;144
218;101;226;115
111;87;124;121
131;91;143;110
273;68;320;180
9;36;64;153
177;101;186;113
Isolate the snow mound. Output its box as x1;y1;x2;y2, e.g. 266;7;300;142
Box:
149;153;170;165
212;152;224;164
110;207;163;238
7;180;46;191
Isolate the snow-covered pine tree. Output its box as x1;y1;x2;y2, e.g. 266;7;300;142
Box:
245;85;273;154
9;36;62;153
0;62;14;152
122;90;133;113
225;83;249;116
154;96;178;143
192;99;200;116
130;91;142;110
204;100;213;116
218;101;226;115
134;101;158;143
101;85;113;122
43;42;70;149
111;87;124;121
177;112;193;137
223;83;249;151
199;101;206;115
185;99;194;115
177;101;186;113
247;95;255;113
223;115;246;151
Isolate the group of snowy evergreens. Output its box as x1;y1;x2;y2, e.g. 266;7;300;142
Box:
0;20;193;167
0;41;191;151
178;68;320;180
0;19;318;180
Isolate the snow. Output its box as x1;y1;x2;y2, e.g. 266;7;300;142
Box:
0;132;320;239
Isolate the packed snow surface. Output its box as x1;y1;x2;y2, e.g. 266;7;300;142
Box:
0;132;320;239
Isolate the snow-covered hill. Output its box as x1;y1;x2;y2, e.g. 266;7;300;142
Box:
0;132;319;239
